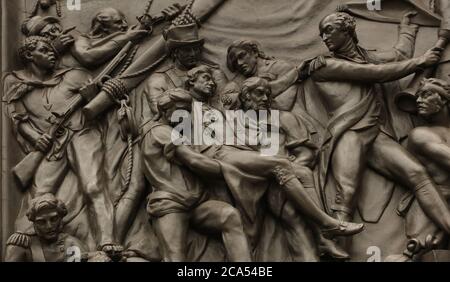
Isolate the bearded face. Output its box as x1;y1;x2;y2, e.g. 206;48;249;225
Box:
243;85;271;111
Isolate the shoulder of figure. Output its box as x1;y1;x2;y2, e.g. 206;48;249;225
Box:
61;67;92;80
146;72;171;89
2;72;20;87
270;59;295;72
6;232;32;249
155;64;176;73
199;59;220;69
3;70;27;82
2;71;34;102
298;55;330;80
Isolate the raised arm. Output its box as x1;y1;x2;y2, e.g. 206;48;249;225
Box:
373;12;419;62
311;47;441;84
71;32;146;69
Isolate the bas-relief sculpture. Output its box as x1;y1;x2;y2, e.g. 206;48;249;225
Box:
1;0;450;262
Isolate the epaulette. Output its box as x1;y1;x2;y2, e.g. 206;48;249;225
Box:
6;232;31;248
298;56;327;80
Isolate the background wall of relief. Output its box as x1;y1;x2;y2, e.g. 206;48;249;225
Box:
0;0;442;261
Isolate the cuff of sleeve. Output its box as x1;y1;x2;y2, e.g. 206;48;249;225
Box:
399;24;419;37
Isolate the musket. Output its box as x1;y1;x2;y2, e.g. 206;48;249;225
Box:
11;42;134;189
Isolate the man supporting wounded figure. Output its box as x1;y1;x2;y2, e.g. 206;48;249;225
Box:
140;64;365;261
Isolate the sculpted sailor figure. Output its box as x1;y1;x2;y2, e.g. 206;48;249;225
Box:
237;77;351;260
386;78;450;261
21;15;76;64
63;5;183;261
142;14;228;118
179;65;365;257
20;12;145;69
226;40;300;111
21;5;182;69
141;88;252;262
298;12;450;238
5;193;113;262
2;36;118;255
5;194;87;262
226;40;321;138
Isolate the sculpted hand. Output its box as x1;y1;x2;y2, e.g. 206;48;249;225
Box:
59;26;76;45
52;26;76;53
58;34;75;47
401;11;419;28
162;3;184;20
419;47;443;68
126;25;150;42
35;133;53;153
79;79;101;102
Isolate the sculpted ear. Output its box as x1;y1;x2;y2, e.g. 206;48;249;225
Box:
185;78;194;90
24;50;34;62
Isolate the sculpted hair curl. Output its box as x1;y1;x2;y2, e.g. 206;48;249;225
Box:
26;193;68;222
320;12;358;44
18;36;53;63
227;40;273;73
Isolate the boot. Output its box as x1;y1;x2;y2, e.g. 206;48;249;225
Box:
414;179;450;234
273;166;364;239
317;235;350;261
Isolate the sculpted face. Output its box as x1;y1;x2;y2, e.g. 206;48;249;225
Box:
102;9;128;34
39;23;62;40
319;15;350;52
231;47;258;77
416;86;446;117
29;41;56;70
33;208;63;242
192;72;217;99
173;45;202;69
246;85;271;110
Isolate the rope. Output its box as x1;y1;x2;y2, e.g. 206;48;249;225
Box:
110;36;168;207
55;0;62;17
114;134;134;207
116;44;140;76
